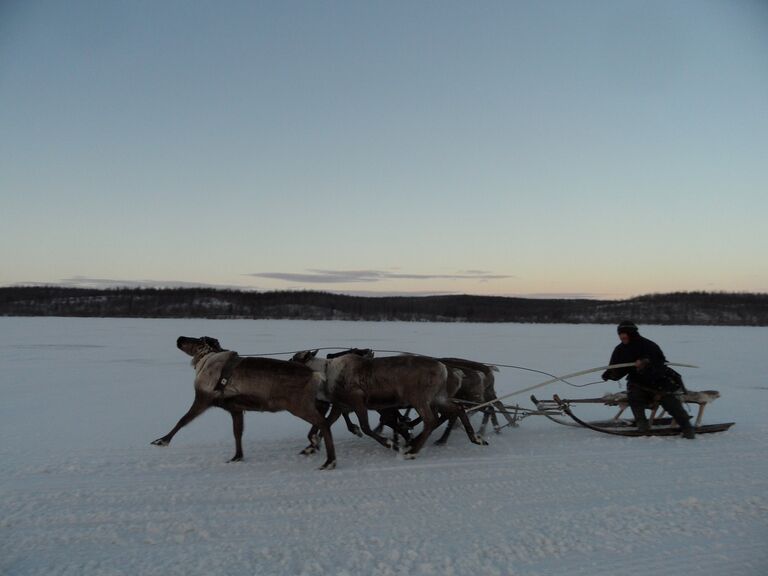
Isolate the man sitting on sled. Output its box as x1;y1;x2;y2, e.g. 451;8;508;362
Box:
602;321;696;439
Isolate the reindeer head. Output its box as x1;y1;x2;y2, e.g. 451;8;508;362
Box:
177;336;224;364
290;349;319;364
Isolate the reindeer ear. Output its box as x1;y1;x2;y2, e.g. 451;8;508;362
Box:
310;349;319;358
202;337;221;351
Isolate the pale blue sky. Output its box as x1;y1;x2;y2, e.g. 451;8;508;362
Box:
2;1;767;298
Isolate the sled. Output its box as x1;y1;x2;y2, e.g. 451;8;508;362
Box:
531;392;734;437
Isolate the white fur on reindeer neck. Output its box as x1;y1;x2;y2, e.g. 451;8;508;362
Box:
193;350;240;395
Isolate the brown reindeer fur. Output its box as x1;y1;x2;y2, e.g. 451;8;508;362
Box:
293;351;486;457
434;358;515;442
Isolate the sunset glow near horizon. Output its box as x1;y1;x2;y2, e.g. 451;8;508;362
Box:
2;1;767;300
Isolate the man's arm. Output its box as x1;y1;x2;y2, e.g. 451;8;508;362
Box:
602;347;631;381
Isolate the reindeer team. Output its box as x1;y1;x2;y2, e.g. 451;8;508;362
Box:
152;336;513;469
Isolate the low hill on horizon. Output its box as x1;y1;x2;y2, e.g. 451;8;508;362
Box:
1;287;766;326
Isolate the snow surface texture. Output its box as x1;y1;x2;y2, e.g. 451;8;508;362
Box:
1;318;766;576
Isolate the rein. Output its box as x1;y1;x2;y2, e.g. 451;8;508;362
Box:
237;346;697;399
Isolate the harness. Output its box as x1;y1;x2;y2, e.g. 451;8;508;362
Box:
214;352;242;392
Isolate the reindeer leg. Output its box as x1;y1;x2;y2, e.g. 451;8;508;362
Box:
405;403;437;458
356;408;397;450
373;409;392;434
455;404;488;445
372;409;408;448
407;415;423;427
373;410;400;436
438;402;487;446
302;404;344;455
151;395;209;447
393;410;413;446
301;425;321;455
302;401;338;455
293;400;338;470
348;395;396;450
373;410;394;446
479;411;490;436
434;416;456;445
229;410;244;462
479;406;502;434
342;411;363;437
316;419;336;470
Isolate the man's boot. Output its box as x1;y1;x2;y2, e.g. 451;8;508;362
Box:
629;402;651;434
660;395;695;439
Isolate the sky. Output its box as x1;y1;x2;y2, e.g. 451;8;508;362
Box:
1;1;767;299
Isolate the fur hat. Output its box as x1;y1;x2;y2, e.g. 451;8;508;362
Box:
617;320;639;335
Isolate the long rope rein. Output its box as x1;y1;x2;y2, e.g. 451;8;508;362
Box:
238;346;697;404
240;347;597;387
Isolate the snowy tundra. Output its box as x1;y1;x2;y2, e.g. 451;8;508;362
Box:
1;318;766;576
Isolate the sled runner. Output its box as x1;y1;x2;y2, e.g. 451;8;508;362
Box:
531;392;734;436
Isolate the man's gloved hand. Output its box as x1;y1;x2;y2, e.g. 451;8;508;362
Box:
635;358;650;371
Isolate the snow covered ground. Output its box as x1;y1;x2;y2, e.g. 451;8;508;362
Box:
2;318;766;576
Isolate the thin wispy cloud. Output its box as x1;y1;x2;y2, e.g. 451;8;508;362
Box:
248;269;514;284
514;292;615;300
13;277;262;291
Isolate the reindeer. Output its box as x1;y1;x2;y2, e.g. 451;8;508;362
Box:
433;360;486;445
291;350;486;458
392;357;493;446
151;336;337;470
434;358;514;443
295;349;415;456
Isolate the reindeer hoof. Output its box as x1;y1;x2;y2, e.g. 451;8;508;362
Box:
433;438;447;446
350;426;363;438
319;460;336;470
151;438;169;446
474;435;489;446
403;452;418;460
229;455;243;462
300;446;318;456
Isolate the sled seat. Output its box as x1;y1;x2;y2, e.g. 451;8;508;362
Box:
601;390;721;427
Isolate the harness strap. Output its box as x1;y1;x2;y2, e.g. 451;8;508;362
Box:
214;352;242;392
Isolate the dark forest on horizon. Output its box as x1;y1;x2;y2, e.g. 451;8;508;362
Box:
1;286;766;326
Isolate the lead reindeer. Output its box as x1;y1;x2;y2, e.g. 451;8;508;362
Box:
291;350;486;458
151;336;337;470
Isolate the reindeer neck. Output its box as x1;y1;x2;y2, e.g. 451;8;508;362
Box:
191;350;223;372
308;357;333;400
322;355;356;392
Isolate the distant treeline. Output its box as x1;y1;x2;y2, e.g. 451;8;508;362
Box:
1;287;767;325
